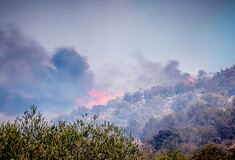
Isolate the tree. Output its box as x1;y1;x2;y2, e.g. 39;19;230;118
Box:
192;143;228;160
0;105;145;159
153;130;182;151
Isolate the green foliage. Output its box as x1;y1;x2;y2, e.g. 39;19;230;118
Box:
192;143;228;160
153;130;182;151
151;150;189;160
144;102;235;151
0;105;145;159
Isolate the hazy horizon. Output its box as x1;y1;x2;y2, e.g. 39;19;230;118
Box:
0;0;234;121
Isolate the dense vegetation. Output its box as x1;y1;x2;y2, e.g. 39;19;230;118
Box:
1;65;235;159
62;66;235;129
0;106;143;159
137;65;235;159
1;106;234;159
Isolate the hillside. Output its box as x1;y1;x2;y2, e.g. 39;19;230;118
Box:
61;66;234;131
58;65;235;155
1;65;235;159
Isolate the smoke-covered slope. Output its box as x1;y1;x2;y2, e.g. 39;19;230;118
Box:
59;65;235;141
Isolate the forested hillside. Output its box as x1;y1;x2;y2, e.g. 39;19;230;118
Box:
61;66;234;133
58;65;235;159
1;65;234;159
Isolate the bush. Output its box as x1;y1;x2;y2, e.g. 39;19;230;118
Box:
153;130;182;151
191;142;228;160
0;105;145;159
151;150;189;160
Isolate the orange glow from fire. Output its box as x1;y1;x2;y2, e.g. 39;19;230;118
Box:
75;89;121;108
188;77;195;84
87;89;121;108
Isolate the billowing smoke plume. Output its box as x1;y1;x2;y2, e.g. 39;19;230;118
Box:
137;56;190;87
0;26;94;115
0;26;194;121
98;54;192;93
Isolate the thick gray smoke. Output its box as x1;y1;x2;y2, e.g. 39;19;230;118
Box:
137;55;190;87
0;26;49;84
0;26;192;121
0;26;94;115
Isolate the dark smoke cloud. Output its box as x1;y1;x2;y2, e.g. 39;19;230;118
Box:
197;69;207;79
52;48;93;80
0;26;94;115
0;25;49;84
136;54;191;89
0;26;192;119
163;60;190;82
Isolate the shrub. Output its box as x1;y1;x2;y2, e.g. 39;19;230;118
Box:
0;105;145;159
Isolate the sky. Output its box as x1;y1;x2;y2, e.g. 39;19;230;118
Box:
0;0;234;121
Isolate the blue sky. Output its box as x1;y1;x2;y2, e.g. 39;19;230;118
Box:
0;0;234;120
